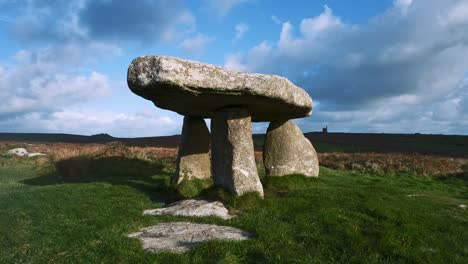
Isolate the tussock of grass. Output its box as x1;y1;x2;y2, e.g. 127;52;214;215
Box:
177;178;213;199
1;147;467;263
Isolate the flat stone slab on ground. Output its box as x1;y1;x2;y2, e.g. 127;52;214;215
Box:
143;199;234;220
127;55;313;122
128;222;251;253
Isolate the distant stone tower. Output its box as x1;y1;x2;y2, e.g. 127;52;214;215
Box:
322;126;328;133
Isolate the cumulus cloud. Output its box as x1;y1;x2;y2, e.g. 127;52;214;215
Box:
0;0;197;136
13;42;121;66
204;0;249;17
0;108;183;137
0;46;185;136
1;0;195;44
178;33;215;58
225;1;468;134
0;49;111;118
233;22;249;42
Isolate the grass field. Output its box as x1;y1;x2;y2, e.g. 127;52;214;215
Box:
1;146;467;264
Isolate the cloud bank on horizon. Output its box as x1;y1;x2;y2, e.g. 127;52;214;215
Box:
0;0;467;136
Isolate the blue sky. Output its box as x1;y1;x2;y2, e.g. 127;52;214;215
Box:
0;0;467;137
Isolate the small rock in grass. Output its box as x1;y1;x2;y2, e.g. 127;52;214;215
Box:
6;148;28;157
144;199;234;220
5;148;46;158
459;204;466;209
128;222;251;253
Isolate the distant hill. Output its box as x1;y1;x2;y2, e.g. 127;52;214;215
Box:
0;133;116;144
0;132;181;148
1;132;467;158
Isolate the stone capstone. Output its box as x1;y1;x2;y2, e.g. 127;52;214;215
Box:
128;222;251;253
211;108;264;197
127;55;313;122
264;120;319;177
143;199;234;220
173;117;211;184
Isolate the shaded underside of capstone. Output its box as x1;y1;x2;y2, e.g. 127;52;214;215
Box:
127;55;313;122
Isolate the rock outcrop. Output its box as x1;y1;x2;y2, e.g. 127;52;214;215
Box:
127;55;312;122
173;117;211;184
211;108;264;197
128;222;251;253
143;199;234;220
264;120;319;177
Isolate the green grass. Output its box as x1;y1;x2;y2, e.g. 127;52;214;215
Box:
1;156;467;263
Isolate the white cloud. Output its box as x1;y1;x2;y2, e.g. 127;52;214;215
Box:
225;41;273;72
394;0;413;13
224;53;248;72
300;5;342;38
0;66;109;118
271;15;282;25
204;0;249;17
233;22;249;42
0;108;183;137
161;10;197;42
438;1;468;27
225;0;468;134
0;0;198;137
178;33;215;58
13;42;121;66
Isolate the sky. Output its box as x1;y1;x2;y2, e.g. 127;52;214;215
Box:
0;0;467;137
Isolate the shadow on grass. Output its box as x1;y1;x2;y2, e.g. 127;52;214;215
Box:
436;172;468;183
22;156;178;203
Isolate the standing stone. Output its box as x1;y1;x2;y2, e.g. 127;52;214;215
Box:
173;117;211;184
211;108;264;197
264;120;319;177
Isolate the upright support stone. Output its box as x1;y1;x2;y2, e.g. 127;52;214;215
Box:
211;108;264;197
264;120;319;177
173;117;211;184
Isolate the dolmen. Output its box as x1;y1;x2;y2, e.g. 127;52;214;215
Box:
127;55;319;198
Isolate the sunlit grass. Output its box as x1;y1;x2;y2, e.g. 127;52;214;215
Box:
0;154;467;263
